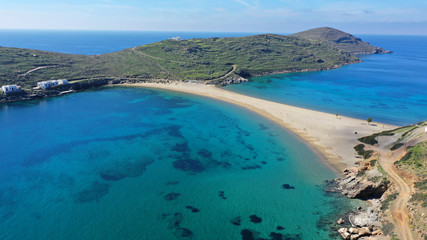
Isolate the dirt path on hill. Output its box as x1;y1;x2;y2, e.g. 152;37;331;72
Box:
216;64;237;80
375;147;413;240
19;66;54;76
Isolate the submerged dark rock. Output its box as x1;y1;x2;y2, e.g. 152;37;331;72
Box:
218;191;227;199
197;149;213;159
172;142;190;153
185;206;200;213
282;184;295;190
240;229;260;240
249;215;262;223
230;216;242;226
173;159;205;173
276;226;285;231
99;158;155;181
241;165;261;170
165;181;180;185
167;212;183;229
164;192;181;201
100;172;125;181
269;232;283;240
73;181;110;203
167;125;184;138
269;232;303;240
175;228;193;238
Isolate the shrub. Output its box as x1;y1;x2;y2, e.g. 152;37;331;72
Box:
381;193;398;211
382;221;395;236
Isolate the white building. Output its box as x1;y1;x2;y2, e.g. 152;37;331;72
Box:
57;79;68;85
37;79;68;89
1;85;20;95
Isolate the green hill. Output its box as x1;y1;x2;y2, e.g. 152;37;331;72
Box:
0;30;366;89
291;27;391;54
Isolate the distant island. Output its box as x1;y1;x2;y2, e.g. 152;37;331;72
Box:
0;27;390;102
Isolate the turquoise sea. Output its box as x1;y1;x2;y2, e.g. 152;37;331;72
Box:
0;87;351;239
1;30;423;239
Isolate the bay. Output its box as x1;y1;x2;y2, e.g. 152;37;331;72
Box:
0;87;351;239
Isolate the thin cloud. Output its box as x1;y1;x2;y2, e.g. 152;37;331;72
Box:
234;0;252;8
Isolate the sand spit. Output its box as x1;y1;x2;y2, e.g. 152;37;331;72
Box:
123;82;398;173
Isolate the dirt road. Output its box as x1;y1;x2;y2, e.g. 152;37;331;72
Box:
376;147;413;240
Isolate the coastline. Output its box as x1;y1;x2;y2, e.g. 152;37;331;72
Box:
122;81;398;174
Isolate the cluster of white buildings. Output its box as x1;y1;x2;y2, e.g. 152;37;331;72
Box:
2;79;69;95
37;79;68;89
1;85;21;95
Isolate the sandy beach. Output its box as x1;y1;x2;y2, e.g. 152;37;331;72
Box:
123;82;398;173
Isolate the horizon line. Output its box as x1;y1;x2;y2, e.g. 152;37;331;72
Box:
0;28;427;36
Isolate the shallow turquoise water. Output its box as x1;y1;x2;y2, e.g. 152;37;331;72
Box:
0;87;351;239
225;35;427;126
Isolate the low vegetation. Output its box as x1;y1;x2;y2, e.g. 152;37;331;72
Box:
395;142;427;177
358;130;395;145
353;143;374;159
381;193;398;211
393;137;427;239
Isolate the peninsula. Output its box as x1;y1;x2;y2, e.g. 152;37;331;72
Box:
0;27;388;95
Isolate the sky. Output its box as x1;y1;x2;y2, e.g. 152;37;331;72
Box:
0;0;426;35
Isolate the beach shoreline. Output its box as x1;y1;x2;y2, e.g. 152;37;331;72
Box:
121;81;398;174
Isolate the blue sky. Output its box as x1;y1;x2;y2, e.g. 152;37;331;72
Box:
0;0;426;34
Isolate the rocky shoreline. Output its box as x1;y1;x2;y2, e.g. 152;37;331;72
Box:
0;76;244;104
326;160;390;240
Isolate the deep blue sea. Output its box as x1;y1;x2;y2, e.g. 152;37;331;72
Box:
0;30;423;239
0;30;256;55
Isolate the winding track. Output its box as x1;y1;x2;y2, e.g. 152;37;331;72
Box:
375;147;413;240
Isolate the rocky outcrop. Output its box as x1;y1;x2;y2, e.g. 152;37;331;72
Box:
349;200;382;228
327;168;388;200
215;76;248;86
338;174;388;200
338;226;383;240
325;163;389;239
336;200;384;239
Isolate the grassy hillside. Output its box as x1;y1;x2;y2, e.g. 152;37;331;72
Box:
0;32;360;88
134;34;359;79
291;27;390;54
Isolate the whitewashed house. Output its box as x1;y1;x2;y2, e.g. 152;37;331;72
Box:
37;79;68;89
57;79;68;85
1;85;20;95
